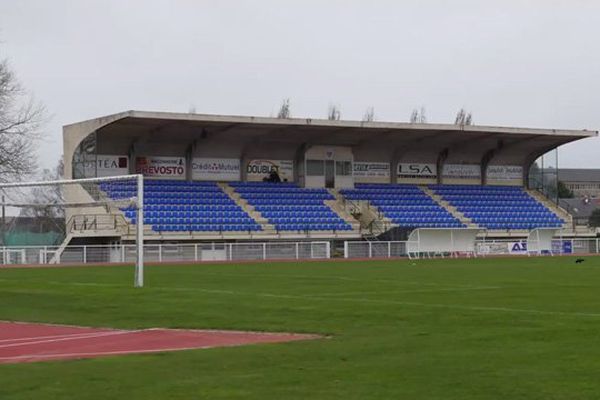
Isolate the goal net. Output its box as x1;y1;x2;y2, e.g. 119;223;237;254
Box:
0;174;144;287
526;227;558;256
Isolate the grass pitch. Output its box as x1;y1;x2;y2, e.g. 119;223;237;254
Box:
1;256;600;399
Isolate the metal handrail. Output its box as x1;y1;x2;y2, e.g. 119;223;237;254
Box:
67;214;129;233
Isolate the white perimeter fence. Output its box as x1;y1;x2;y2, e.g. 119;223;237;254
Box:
344;238;600;259
0;241;330;266
1;238;599;266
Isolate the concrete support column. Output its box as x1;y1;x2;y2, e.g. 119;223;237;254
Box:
436;149;449;185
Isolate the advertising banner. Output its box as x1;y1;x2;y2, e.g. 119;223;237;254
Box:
397;163;437;178
136;156;186;179
486;165;523;181
353;162;390;183
508;241;528;254
552;240;573;254
442;164;481;179
83;155;129;177
192;157;240;181
246;159;294;182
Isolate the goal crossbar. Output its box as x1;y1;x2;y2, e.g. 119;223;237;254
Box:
0;174;145;288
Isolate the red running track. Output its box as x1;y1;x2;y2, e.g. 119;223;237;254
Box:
0;321;318;364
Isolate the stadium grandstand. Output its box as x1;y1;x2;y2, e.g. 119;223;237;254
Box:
53;110;596;257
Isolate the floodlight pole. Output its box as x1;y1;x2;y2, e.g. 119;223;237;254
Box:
134;174;144;288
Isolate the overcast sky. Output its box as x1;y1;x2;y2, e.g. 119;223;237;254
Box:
1;0;599;171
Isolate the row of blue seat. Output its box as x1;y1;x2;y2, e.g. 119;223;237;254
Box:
484;223;561;230
261;211;339;218
134;217;257;224
241;193;333;199
132;211;250;219
462;206;547;212
254;205;333;212
248;199;339;206
152;224;262;232
144;204;241;212
378;205;448;211
343;194;435;200
234;187;330;193
269;217;344;224
389;222;465;228
273;223;353;231
145;198;237;205
464;212;561;218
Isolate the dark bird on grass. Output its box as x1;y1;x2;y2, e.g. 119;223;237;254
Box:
575;258;585;264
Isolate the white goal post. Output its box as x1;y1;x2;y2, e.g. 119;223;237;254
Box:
526;228;558;256
407;228;481;258
0;174;144;287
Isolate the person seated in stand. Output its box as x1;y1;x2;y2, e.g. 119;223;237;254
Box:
267;169;282;183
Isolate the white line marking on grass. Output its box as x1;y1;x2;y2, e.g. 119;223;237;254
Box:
315;286;505;297
16;280;600;319
139;287;600;319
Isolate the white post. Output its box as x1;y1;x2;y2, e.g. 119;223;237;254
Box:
368;241;372;258
295;242;299;259
135;174;144;288
326;242;331;258
344;241;348;258
158;244;162;262
388;242;391;258
194;243;198;261
83;245;87;264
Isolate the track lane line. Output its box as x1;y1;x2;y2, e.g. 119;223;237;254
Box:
0;330;134;350
0;331;118;345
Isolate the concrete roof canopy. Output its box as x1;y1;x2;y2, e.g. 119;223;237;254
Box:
63;110;597;180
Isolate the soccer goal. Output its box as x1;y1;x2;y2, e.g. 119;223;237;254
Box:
526;227;559;256
0;174;144;287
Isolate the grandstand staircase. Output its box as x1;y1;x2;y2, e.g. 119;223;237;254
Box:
48;233;73;264
218;183;277;233
325;189;361;232
328;189;391;236
420;186;479;228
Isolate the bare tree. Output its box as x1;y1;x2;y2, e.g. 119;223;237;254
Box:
0;59;45;182
362;107;375;122
327;104;341;120
454;108;473;126
410;106;427;123
19;156;65;220
277;98;291;119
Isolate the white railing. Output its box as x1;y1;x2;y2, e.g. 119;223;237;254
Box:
344;238;600;259
0;241;331;266
344;241;411;259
